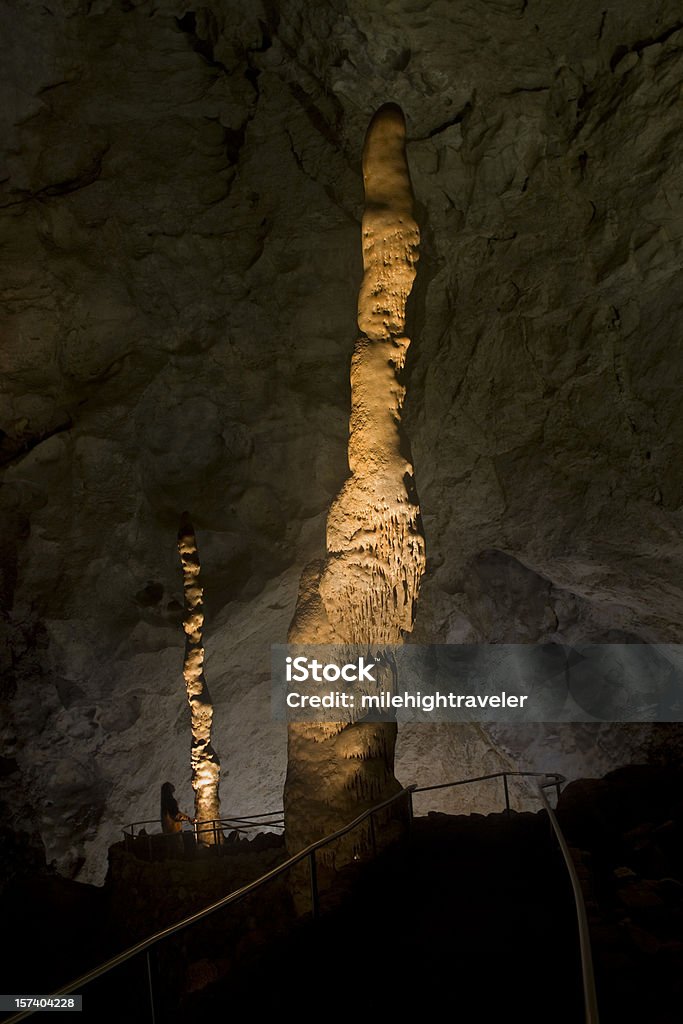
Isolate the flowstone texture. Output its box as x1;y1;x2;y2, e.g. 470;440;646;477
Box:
1;0;682;882
283;102;425;865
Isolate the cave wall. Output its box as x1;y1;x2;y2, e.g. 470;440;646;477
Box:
1;0;682;882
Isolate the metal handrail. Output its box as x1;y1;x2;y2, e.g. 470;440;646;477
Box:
4;785;416;1023
215;816;284;828
414;769;564;809
123;811;285;839
6;771;599;1023
123;812;286;859
536;781;600;1024
414;769;598;1023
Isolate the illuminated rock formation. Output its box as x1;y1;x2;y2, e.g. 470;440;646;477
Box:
177;513;221;841
4;5;681;885
284;103;426;866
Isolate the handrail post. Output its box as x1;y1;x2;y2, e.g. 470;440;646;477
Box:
503;773;511;816
145;950;156;1024
309;851;319;920
406;789;414;835
369;813;377;855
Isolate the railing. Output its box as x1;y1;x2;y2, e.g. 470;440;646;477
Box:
414;768;563;811
5;771;599;1024
413;770;599;1024
3;785;415;1024
537;781;600;1024
122;811;285;859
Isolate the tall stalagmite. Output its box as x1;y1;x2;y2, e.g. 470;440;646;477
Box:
177;513;221;841
284;104;426;867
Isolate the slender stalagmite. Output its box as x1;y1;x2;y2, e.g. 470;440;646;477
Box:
284;104;425;875
178;512;221;841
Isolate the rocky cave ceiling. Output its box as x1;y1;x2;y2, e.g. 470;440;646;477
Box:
1;0;682;882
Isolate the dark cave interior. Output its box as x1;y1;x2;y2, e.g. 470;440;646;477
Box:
1;0;683;1021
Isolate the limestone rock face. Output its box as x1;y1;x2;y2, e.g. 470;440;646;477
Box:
1;0;682;882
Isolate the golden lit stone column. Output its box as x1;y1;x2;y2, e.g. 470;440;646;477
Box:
284;104;425;870
178;513;221;842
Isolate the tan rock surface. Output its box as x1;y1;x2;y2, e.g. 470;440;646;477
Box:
1;1;681;881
